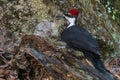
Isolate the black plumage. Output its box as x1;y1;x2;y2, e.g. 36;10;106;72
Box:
61;24;108;73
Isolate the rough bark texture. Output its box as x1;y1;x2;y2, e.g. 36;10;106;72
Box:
12;35;117;80
0;0;120;80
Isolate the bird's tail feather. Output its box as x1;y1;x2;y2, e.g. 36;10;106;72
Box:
84;51;117;80
84;52;108;73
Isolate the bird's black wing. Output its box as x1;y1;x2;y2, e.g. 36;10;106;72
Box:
61;25;101;55
69;40;101;55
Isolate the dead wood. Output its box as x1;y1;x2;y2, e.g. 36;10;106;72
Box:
12;35;117;80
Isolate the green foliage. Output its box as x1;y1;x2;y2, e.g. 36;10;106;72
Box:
100;0;120;25
100;0;120;60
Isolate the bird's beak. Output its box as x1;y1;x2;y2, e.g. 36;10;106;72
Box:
63;14;67;18
56;11;68;20
56;15;64;19
56;13;65;20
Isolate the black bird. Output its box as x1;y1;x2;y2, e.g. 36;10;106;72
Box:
61;8;108;73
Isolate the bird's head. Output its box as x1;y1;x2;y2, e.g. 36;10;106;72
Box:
63;8;79;24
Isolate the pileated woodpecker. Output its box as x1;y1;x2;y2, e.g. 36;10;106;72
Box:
61;8;108;73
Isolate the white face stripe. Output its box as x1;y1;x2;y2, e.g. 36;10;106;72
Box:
64;16;76;28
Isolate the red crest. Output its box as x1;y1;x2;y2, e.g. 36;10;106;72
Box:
69;8;79;17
